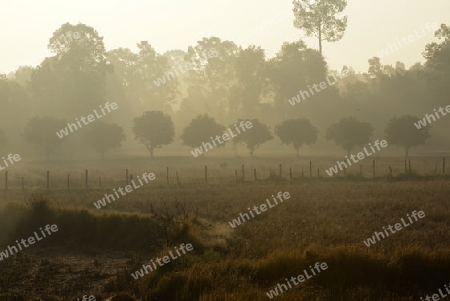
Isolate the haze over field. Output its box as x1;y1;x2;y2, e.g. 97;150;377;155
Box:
1;1;450;300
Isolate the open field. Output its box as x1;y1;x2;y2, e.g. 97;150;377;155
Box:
0;158;449;300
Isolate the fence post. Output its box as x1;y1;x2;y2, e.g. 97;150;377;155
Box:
444;158;446;175
405;159;407;174
279;164;282;178
85;169;88;189
21;177;24;190
176;171;181;185
242;164;245;181
254;168;257;181
167;167;169;185
309;161;312;178
205;166;208;183
360;164;363;177
47;171;50;189
5;171;7;190
302;167;304;178
372;160;375;179
99;177;102;188
289;167;292;181
67;174;70;190
408;159;411;174
317;168;320;178
235;169;238;182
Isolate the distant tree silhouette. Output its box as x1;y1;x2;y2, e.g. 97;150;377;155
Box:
84;121;126;159
385;115;431;157
326;117;373;156
180;114;225;156
233;119;273;157
132;111;175;157
275;118;318;157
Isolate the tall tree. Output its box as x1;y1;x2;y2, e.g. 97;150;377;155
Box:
293;0;348;54
266;40;329;119
326;117;373;156
132;111;175;157
275;118;318;157
185;37;238;122
84;121;126;159
31;23;110;117
385;115;431;157
229;46;266;117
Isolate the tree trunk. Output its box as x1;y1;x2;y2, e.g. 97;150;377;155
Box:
318;23;323;55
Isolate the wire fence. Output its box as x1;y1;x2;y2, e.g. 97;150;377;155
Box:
1;158;449;190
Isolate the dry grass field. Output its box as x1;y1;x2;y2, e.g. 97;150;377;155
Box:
0;156;449;300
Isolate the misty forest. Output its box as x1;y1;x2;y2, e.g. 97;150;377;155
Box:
1;0;450;300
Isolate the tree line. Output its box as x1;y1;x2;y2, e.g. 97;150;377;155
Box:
6;112;430;159
0;3;449;158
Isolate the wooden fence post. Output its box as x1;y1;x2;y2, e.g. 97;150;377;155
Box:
85;169;88;189
176;171;181;185
279;164;282;178
444;158;446;175
302;167;304;178
21;177;24;190
372;160;375;179
289;167;292;181
98;177;102;188
67;174;70;190
242;164;245;181
235;169;238;182
309;161;312;178
360;164;363;177
317;168;320;178
167;167;169;185
408;159;411;174
205;166;208;183
254;168;257;181
126;168;129;185
405;159;407;174
5;171;7;190
47;171;49;189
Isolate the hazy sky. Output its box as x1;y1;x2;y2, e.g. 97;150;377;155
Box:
1;0;448;75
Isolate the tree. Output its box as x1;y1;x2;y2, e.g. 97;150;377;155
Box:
266;41;330;119
233;119;273;157
275;118;318;157
31;23;111;117
23;116;67;159
385;115;431;157
293;0;348;54
132;111;175;157
229;46;266;117
84;121;126;159
180;114;225;156
326;117;373;156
